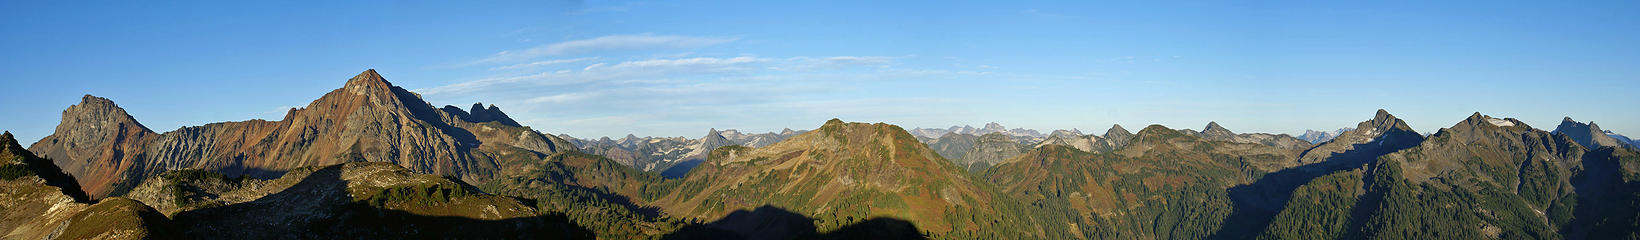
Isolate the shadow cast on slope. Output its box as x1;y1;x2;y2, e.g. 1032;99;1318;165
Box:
1564;147;1640;239
1213;131;1422;239
661;205;926;240
660;159;705;179
16;153;92;203
171;164;592;239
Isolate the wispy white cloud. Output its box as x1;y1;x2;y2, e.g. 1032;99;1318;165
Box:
525;91;602;104
423;51;1009;138
584;56;766;72
424;56;782;95
467;34;738;65
489;57;598;71
769;56;900;71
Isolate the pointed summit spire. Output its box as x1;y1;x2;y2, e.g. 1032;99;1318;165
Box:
1201;121;1234;137
1374;109;1393;121
345;69;392;89
1364;109;1412;131
1104;124;1132;138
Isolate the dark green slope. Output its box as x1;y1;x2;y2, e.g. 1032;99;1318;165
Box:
984;124;1298;239
1262;113;1640;239
479;151;689;239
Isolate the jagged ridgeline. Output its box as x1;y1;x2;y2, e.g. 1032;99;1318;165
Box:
10;69;1640;239
28;69;575;199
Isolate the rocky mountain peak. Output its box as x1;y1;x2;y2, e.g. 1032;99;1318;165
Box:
1365;109;1413;132
311;69;432;115
1049;129;1083;139
343;69;391;91
1201;121;1234;138
1372;109;1395;124
981;122;1006;132
1553;117;1627;149
1204;121;1225;130
1105;124;1132;138
1439;112;1537;146
1457;112;1514;129
699;128;730;147
28;95;158;198
1296;109;1426;163
462;102;521;126
65;95;151;133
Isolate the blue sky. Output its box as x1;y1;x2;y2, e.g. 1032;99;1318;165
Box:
3;1;1638;144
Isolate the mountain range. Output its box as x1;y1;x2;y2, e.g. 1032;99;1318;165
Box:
561;128;806;178
3;69;1637;239
1296;128;1353;144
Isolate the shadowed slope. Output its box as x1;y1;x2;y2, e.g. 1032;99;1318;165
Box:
168;162;591;239
986;124;1297;239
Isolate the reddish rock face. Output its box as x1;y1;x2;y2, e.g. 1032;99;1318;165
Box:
30;69;575;199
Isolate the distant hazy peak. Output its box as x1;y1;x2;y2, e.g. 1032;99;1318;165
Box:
982;122;1005;130
1049;129;1083;138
